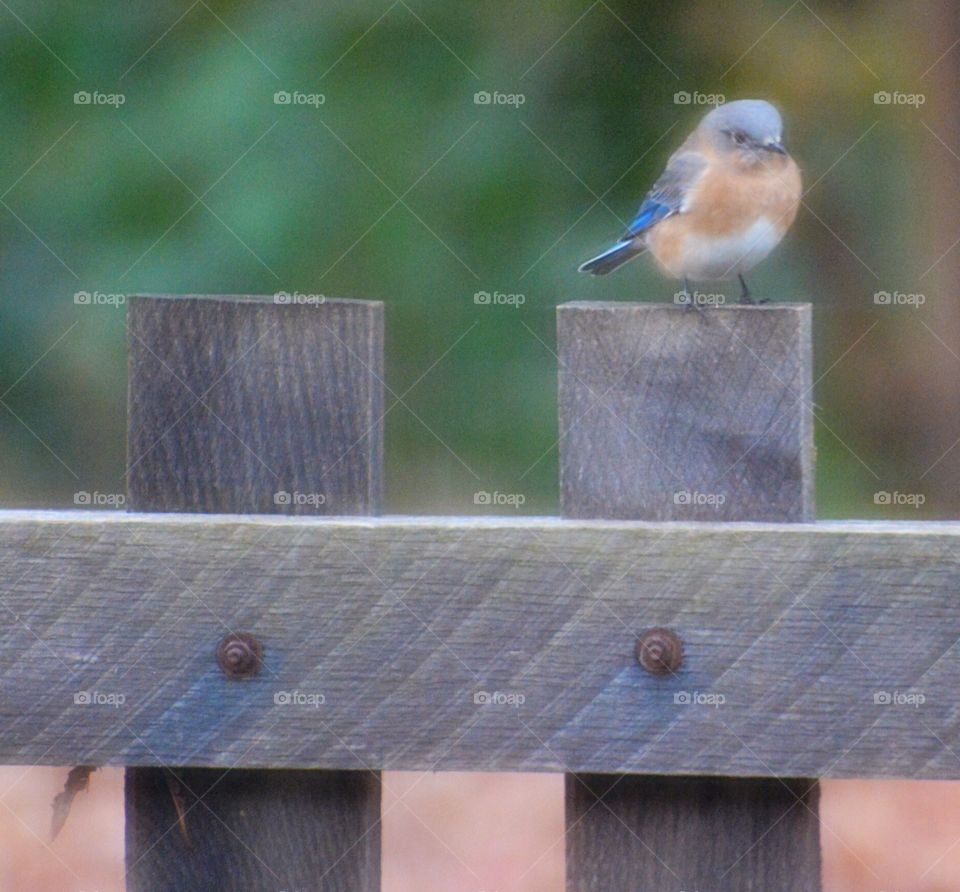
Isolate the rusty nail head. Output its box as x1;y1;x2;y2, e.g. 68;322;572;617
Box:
217;632;263;679
636;628;683;676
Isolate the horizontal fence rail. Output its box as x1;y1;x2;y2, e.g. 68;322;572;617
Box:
0;510;956;778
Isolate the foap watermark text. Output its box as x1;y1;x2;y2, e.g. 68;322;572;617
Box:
874;491;925;509
474;690;525;707
74;90;125;107
74;690;126;708
75;291;125;307
874;90;925;107
474;290;525;307
274;690;326;708
274;491;327;507
474;90;525;107
874;690;925;708
274;91;325;107
674;91;725;106
74;491;126;508
874;291;925;308
474;490;525;508
674;691;725;708
674;490;726;509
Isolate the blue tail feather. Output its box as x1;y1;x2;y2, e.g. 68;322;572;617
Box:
577;239;645;276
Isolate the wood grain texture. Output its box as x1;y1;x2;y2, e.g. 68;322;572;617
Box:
566;775;820;892
126;768;379;892
124;294;382;892
557;302;814;521
559;302;821;891
127;294;383;514
0;511;956;779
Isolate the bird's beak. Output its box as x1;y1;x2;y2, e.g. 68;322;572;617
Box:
764;139;787;155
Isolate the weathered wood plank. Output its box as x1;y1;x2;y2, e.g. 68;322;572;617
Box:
566;776;820;891
558;302;814;521
124;294;382;892
127;294;383;514
0;511;956;778
126;767;380;892
559;302;821;891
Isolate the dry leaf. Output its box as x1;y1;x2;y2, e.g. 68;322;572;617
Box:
50;765;95;841
166;772;193;849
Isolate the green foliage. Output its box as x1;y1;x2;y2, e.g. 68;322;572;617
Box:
0;1;932;514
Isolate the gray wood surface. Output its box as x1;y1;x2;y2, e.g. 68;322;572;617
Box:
0;511;956;779
127;294;383;514
558;302;814;521
559;302;822;891
124;294;382;892
126;767;380;892
566;775;820;891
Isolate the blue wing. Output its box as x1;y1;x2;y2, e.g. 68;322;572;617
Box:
578;149;708;276
623;151;708;240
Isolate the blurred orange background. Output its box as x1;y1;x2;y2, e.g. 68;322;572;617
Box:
5;769;960;890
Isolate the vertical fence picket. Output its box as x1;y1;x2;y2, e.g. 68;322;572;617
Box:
124;294;383;891
558;301;821;891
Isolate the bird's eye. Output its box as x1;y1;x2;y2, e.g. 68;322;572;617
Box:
732;131;747;145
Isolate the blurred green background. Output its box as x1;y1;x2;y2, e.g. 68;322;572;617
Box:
0;0;956;518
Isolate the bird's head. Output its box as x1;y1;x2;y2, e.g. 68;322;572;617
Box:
700;99;788;165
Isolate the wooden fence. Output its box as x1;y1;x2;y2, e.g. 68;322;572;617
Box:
0;293;948;890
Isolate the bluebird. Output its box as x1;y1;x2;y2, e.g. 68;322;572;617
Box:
578;99;801;305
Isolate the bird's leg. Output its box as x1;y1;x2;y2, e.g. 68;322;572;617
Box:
738;274;769;305
681;277;698;312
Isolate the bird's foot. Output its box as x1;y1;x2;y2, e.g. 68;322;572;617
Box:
736;273;768;305
679;279;701;312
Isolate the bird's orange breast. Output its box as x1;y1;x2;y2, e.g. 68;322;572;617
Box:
645;151;801;279
686;152;801;237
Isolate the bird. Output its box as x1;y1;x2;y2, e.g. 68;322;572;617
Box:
578;99;801;305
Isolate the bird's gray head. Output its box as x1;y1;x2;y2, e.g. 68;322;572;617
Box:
699;99;787;159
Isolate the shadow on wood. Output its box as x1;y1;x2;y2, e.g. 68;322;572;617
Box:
126;768;380;891
567;774;821;892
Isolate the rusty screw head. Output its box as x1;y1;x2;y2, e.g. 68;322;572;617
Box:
216;633;263;680
636;628;683;676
